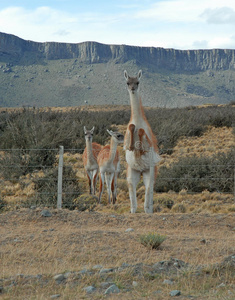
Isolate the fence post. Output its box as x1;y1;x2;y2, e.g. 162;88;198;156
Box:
146;146;154;214
57;145;64;209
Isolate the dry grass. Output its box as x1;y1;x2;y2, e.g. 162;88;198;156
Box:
160;126;235;168
0;209;234;299
0;125;235;299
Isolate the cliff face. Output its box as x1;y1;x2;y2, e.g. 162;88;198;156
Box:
1;32;235;71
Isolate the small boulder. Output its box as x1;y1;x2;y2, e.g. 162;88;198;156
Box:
170;290;181;297
104;284;120;294
41;210;52;217
83;286;96;294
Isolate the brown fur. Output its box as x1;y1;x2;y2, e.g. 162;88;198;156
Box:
82;142;102;166
97;145;119;168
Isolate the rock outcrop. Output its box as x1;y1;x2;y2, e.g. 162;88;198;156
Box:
1;32;235;71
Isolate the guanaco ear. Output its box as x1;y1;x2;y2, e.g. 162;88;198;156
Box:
107;129;113;136
84;126;87;134
124;70;129;81
138;70;142;80
90;126;95;134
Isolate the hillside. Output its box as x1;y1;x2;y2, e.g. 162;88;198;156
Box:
0;32;235;108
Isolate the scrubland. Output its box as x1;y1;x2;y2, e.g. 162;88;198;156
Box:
0;104;235;299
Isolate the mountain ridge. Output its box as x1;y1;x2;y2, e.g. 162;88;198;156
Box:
1;32;235;71
0;32;235;108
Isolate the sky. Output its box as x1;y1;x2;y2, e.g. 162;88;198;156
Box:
0;0;235;50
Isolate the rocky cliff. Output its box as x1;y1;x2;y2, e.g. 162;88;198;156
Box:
1;32;235;71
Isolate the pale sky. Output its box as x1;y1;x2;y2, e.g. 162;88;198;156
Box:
0;0;235;50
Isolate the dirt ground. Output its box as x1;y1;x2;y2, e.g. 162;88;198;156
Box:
0;208;235;299
1;209;235;269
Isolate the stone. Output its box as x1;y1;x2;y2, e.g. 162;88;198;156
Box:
92;264;103;270
132;281;138;287
125;228;134;232
83;286;96;294
50;295;61;299
53;274;65;283
100;282;114;289
41;210;52;217
217;283;226;288
104;284;120;294
163;279;174;285
170;290;181;296
100;268;114;274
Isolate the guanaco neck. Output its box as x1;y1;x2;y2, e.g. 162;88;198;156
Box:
86;138;95;163
107;137;118;164
129;91;144;125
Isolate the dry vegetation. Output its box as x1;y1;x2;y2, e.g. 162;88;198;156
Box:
0;105;235;299
1;209;235;299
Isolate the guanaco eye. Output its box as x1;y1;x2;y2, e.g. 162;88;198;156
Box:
136;82;139;85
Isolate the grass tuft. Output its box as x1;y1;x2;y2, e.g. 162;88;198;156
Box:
139;232;166;250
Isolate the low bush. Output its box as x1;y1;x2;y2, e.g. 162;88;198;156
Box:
31;165;82;209
0;197;7;212
154;197;174;209
139;232;166;250
73;194;98;211
155;148;234;193
171;203;187;213
0;149;56;180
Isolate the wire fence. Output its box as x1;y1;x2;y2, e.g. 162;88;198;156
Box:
0;146;234;211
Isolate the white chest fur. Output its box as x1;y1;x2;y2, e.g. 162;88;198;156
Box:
125;149;161;172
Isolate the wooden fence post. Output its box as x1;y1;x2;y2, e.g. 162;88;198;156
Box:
57;145;64;209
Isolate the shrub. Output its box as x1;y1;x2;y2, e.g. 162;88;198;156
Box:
155;148;234;193
0;197;7;212
0;105;234;157
31;165;81;209
0;149;57;180
73;194;98;211
139;232;166;250
172;203;186;213
146;105;235;154
154;197;174;209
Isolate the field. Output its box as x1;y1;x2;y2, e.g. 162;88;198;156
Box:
0;104;235;299
1;209;235;299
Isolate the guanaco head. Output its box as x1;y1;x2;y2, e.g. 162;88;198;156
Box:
124;70;142;94
107;129;124;143
84;126;95;142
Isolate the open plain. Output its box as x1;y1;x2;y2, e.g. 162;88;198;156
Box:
1;207;235;299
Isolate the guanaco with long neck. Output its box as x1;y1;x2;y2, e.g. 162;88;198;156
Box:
97;129;124;204
82;126;102;195
124;70;161;213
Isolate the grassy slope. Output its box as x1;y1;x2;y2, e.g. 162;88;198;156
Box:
0;58;235;108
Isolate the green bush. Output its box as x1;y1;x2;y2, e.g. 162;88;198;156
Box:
0;105;234;156
172;203;186;213
155;148;235;193
0;197;7;212
154;197;174;209
0;149;57;180
139;232;166;250
147;105;235;154
73;194;98;211
0;105;234;182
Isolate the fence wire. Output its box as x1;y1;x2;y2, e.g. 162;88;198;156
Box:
0;147;234;210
